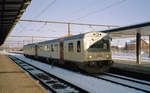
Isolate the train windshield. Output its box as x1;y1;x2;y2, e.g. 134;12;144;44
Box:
87;38;110;52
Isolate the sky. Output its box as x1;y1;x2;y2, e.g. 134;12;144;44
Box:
4;0;150;47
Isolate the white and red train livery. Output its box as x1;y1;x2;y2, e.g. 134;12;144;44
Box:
24;32;113;73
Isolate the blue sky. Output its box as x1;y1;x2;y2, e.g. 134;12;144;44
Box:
21;0;150;24
5;0;150;46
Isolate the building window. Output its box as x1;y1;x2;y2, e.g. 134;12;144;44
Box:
77;41;81;52
68;43;74;52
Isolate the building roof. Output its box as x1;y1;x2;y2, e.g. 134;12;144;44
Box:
144;40;149;44
127;40;136;44
0;0;31;45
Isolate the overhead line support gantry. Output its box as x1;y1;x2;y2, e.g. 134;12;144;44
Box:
19;19;120;36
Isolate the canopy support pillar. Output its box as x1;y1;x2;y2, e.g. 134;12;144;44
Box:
136;31;141;64
149;36;150;57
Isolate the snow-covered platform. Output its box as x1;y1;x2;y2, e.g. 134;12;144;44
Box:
112;58;150;75
0;53;48;93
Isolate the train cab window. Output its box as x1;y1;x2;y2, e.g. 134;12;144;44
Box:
68;43;74;52
88;38;110;52
77;41;81;52
51;44;54;52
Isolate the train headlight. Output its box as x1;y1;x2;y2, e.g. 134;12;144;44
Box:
88;56;92;59
106;54;110;58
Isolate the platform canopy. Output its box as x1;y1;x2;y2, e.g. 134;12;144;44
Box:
100;21;150;64
0;0;31;45
101;22;150;38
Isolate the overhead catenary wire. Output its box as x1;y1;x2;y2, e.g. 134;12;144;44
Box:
53;0;106;21
36;23;47;31
18;0;56;33
34;0;56;18
88;25;95;31
72;0;127;21
18;22;27;32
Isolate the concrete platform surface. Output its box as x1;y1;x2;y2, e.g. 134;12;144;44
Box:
112;59;150;75
0;53;48;93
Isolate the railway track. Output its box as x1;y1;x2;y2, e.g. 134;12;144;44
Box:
89;73;150;93
8;54;150;93
104;73;150;86
9;56;88;93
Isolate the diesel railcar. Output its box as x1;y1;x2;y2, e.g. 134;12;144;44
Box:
24;32;113;73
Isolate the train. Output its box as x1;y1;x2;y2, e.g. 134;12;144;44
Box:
23;31;113;73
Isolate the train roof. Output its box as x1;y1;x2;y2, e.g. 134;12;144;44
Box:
24;42;38;46
37;33;85;45
38;38;60;45
25;31;103;46
64;33;85;40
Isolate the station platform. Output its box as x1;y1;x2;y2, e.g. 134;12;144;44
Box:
112;58;150;76
0;53;48;93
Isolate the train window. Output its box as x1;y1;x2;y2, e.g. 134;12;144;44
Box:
54;44;58;52
39;46;41;50
31;47;33;51
44;45;48;51
68;43;74;52
41;46;44;51
47;45;49;51
46;45;49;51
51;44;54;52
46;45;50;51
77;41;81;52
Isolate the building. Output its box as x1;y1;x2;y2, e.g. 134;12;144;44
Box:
125;39;149;51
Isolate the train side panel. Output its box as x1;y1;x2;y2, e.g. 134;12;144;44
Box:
37;42;60;59
64;39;84;62
37;44;50;58
49;42;60;59
24;45;35;56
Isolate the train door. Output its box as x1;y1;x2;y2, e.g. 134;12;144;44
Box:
60;41;64;60
35;45;38;56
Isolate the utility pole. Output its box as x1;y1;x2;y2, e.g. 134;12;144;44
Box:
23;40;25;47
32;36;33;43
68;24;71;36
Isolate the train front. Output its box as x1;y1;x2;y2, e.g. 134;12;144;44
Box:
82;32;113;73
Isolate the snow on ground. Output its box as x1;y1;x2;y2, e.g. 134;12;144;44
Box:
6;53;145;93
108;73;150;84
100;75;150;91
112;53;150;62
